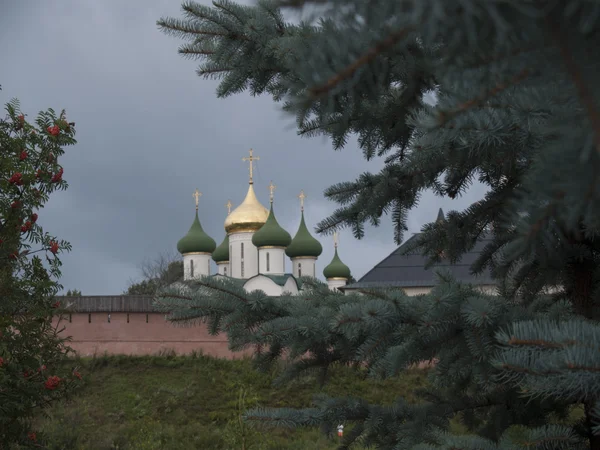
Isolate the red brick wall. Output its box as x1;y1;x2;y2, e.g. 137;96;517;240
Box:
53;312;252;358
53;312;436;369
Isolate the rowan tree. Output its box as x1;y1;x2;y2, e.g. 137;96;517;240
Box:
0;96;82;447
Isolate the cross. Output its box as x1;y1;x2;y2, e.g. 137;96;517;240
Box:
268;181;276;203
193;189;202;211
242;148;259;184
298;190;306;211
226;199;232;215
333;231;338;248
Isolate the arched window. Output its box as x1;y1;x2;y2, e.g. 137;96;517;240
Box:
298;262;302;277
190;259;194;278
224;266;228;277
266;252;270;272
241;261;245;278
241;242;244;259
208;259;210;274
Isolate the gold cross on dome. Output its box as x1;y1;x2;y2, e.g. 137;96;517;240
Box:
333;231;339;248
226;199;232;215
268;181;276;203
193;189;202;210
298;190;306;211
242;148;260;184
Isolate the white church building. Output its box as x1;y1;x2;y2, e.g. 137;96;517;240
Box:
176;149;352;296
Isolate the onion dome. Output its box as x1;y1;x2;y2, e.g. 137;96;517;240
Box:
212;234;230;263
286;211;323;258
224;183;269;234
323;236;351;279
177;211;217;255
252;204;292;248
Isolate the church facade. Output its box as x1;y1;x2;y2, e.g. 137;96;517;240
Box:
175;149;352;294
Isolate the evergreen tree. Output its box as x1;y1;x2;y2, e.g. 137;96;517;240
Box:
156;1;600;448
0;96;82;447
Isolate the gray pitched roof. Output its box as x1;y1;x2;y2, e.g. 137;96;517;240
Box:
343;230;495;290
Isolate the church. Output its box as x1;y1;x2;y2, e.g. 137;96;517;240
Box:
56;149;494;357
176;149;352;296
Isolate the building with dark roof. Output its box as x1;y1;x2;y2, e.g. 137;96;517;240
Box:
341;209;496;295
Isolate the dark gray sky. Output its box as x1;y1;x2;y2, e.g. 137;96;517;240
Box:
1;0;482;295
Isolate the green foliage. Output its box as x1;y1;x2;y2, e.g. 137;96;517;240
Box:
0;97;83;447
157;1;600;449
29;354;428;449
65;289;81;296
125;279;159;296
125;257;183;295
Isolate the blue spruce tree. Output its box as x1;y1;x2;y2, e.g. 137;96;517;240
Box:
156;1;600;448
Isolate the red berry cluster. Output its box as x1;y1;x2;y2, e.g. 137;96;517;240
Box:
47;125;60;136
20;214;38;233
0;357;4;367
51;168;64;183
19;150;28;160
44;375;61;390
49;241;59;254
27;432;36;442
8;173;23;186
21;221;32;233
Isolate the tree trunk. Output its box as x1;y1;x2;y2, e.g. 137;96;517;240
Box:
570;257;600;450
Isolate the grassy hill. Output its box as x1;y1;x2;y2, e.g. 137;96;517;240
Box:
30;352;432;450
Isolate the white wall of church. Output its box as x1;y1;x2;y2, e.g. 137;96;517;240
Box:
258;247;286;275
343;283;498;296
282;277;299;294
216;262;230;277
327;278;347;291
402;284;498;296
291;257;317;278
243;275;284;296
183;253;212;280
229;232;258;279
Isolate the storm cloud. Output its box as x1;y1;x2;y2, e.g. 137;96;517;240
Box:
1;0;483;294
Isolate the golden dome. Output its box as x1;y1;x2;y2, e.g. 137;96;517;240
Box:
224;183;269;234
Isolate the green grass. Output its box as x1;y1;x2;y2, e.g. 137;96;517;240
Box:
32;351;430;450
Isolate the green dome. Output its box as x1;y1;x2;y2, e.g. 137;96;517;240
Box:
252;204;292;248
285;211;323;258
212;234;230;263
323;248;351;279
177;212;217;255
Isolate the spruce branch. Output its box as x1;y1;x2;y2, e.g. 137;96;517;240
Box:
545;13;600;156
435;68;532;128
308;27;414;98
